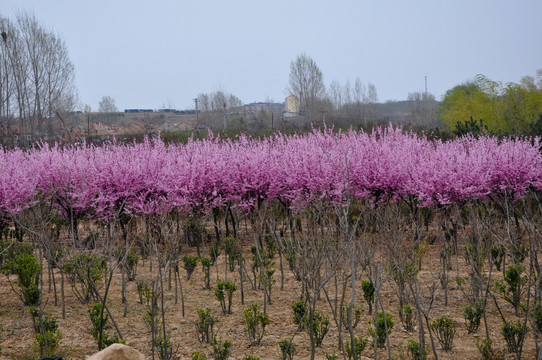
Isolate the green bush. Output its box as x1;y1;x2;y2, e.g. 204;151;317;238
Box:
31;308;62;356
200;257;211;289
209;241;221;265
223;236;239;272
13;253;41;306
195;307;218;344
211;336;232;360
399;304;415;332
342;303;362;330
501;319;529;357
0;240;33;274
291;298;307;330
368;311;394;348
308;311;329;347
64;253;107;304
477;337;505;360
244;303;270;345
264;235;276;259
533;302;542;335
345;334;368;360
490;245;504;271
361;279;375;314
243;356;260;360
430;315;456;352
88;302;123;350
463;301;483;334
406;339;428;360
215;279;236;314
125;249;138;281
278;338;295;360
182;254;199;280
494;264;527;316
192;352;207;360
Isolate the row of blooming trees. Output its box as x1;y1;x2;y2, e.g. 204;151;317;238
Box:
1;126;540;221
2;126;542;359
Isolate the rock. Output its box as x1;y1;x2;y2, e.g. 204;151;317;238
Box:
86;343;145;360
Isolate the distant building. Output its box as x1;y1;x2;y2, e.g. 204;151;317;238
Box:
284;95;300;117
285;95;299;113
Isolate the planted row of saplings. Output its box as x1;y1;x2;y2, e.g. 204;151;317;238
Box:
2;198;542;360
0;243;539;359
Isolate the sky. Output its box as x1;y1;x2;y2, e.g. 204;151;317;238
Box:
2;0;541;111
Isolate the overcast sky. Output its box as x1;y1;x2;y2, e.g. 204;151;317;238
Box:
3;0;541;111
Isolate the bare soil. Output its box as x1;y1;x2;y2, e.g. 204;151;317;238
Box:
0;239;538;360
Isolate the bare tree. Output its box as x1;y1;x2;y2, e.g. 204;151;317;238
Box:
195;90;243;130
0;11;77;146
407;92;438;127
328;80;343;111
98;96;118;113
287;53;326;119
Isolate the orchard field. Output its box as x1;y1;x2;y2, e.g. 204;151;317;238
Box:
1;126;542;359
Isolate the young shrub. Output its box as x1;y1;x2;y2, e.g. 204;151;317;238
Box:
308;311;329;347
200;257;211;290
244;303;270;345
209;241;221;265
342;303;362;330
215;279;236;314
0;240;33;274
278;338;296;360
361;279;375;315
182;254;199;280
88;302;123;350
345;334;368;360
408;339;428;360
291;298;307;330
533;302;542;336
13;253;41;306
490;245;504;272
31;308;62;357
195;307;218;344
64;253;107;304
211;336;232;360
463;301;483;334
325;353;338;360
243;356;260;360
398;339;428;360
125;249;139;281
264;235;276;259
368;311;394;348
430;315;457;352
223;236;239;272
501;319;529;357
477;337;505;360
494;264;527;316
262;266;276;304
399;304;415;332
192;352;207;360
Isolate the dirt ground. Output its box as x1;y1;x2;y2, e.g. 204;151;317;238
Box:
0;238;538;360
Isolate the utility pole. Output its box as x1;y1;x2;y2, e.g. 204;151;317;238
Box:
223;102;226;131
194;98;198;128
424;76;428;96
